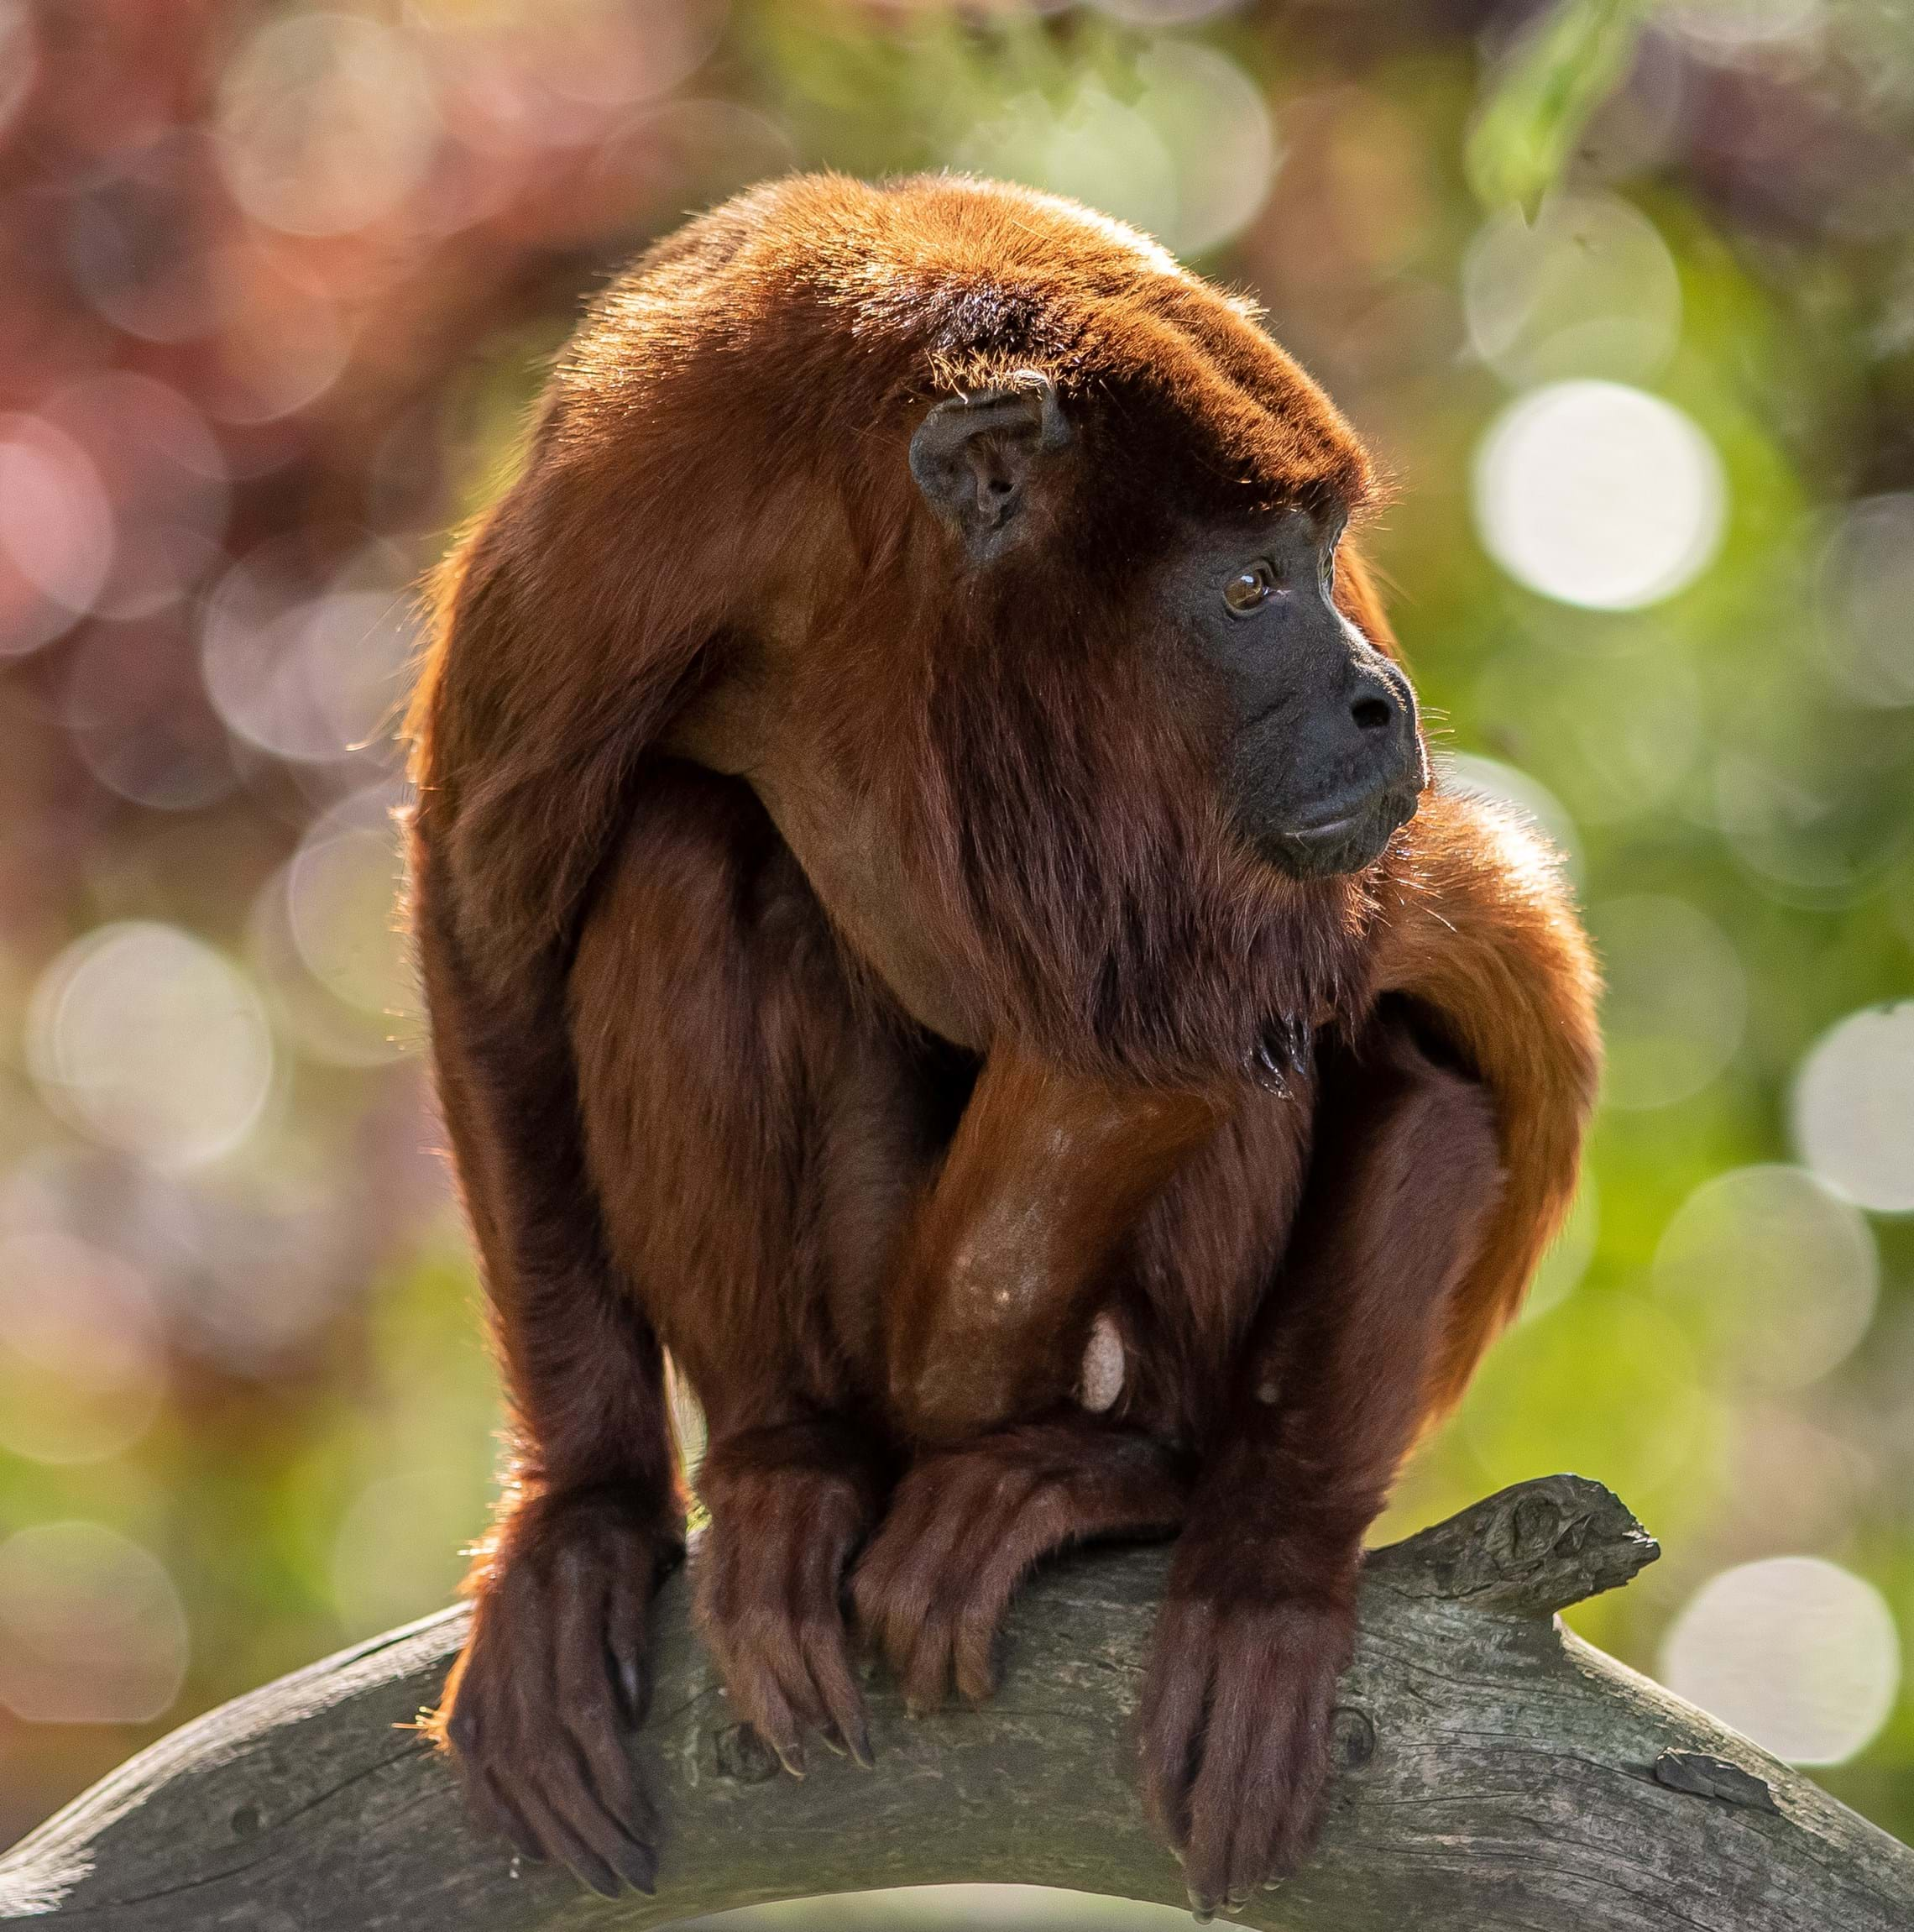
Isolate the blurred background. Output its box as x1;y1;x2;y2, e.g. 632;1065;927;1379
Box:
1;0;1912;1918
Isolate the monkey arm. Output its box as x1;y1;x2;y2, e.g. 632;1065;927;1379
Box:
1370;786;1603;1416
1140;1002;1508;1917
411;828;680;1898
883;1043;1223;1444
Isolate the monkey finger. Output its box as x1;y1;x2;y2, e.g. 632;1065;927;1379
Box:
799;1620;873;1768
898;1605;960;1716
473;1764;546;1868
515;1776;625;1900
531;1741;659;1896
1179;1683;1261;1909
1137;1615;1215;1849
553;1589;650;1831
950;1546;1031;1704
733;1662;808;1779
605;1562;653;1727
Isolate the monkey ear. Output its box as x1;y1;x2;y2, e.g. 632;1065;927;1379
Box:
909;370;1070;558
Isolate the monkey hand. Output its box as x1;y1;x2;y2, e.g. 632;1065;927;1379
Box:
1137;1527;1359;1922
852;1420;1186;1715
693;1424;881;1778
435;1486;679;1899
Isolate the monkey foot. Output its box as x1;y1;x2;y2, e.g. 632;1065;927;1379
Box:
1138;1567;1357;1918
437;1487;677;1898
851;1420;1185;1715
693;1426;881;1777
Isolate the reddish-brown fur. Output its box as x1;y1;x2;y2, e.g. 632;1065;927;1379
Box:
408;174;1600;1914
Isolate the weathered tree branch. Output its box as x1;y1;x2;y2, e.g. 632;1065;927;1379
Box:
3;1474;1911;1929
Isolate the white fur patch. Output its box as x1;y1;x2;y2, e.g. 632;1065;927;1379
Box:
1079;1312;1126;1413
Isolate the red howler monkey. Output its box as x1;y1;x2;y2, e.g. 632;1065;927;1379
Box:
409;173;1599;1918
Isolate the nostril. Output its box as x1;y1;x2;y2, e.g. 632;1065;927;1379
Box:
1351;695;1394;733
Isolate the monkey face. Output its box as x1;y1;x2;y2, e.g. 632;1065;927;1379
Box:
1174;510;1428;878
908;376;1426;884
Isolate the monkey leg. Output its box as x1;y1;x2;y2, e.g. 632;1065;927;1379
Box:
853;1047;1215;1712
1138;1001;1506;1919
885;1043;1222;1442
569;763;958;1781
851;1414;1189;1714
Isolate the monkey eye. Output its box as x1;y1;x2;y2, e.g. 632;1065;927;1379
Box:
1223;560;1279;615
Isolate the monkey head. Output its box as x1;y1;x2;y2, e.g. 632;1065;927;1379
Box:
910;369;1426;882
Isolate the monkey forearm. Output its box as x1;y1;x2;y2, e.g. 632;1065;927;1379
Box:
885;1044;1222;1442
416;840;677;1514
1184;1010;1505;1584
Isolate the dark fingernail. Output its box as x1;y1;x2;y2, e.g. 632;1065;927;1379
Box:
1186;1890;1216;1924
576;1857;620;1900
850;1721;876;1770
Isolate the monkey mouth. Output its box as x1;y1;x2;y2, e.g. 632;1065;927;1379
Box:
1263;785;1419;878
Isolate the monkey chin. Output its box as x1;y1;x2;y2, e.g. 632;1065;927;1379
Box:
1258;784;1420;881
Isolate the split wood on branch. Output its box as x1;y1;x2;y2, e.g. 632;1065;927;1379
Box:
3;1474;1912;1931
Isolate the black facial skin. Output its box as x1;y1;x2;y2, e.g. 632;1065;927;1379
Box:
1170;510;1427;878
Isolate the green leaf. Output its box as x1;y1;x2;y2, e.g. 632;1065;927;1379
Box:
1466;0;1655;217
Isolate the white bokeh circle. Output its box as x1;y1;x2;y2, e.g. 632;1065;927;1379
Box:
1654;1165;1877;1390
26;923;275;1170
1660;1557;1899;1765
0;1521;189;1725
1590;894;1747;1110
1791;1003;1914;1212
1473;380;1726;610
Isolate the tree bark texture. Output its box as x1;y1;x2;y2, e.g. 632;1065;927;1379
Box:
3;1475;1911;1931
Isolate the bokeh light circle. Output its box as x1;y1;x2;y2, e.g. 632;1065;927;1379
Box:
1660;1557;1899;1764
1818;494;1914;709
201;547;420;764
1791;1003;1914;1212
1654;1165;1877;1390
958;86;1177;252
27;923;275;1170
1465;195;1682;386
217;13;438;238
1589;895;1747;1109
954;41;1275;261
1473;380;1726;610
251;783;421;1067
39;371;228;622
288;791;417;1024
0;1230;166;1463
0;414;115;655
0;1521;189;1725
1130;40;1279;258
